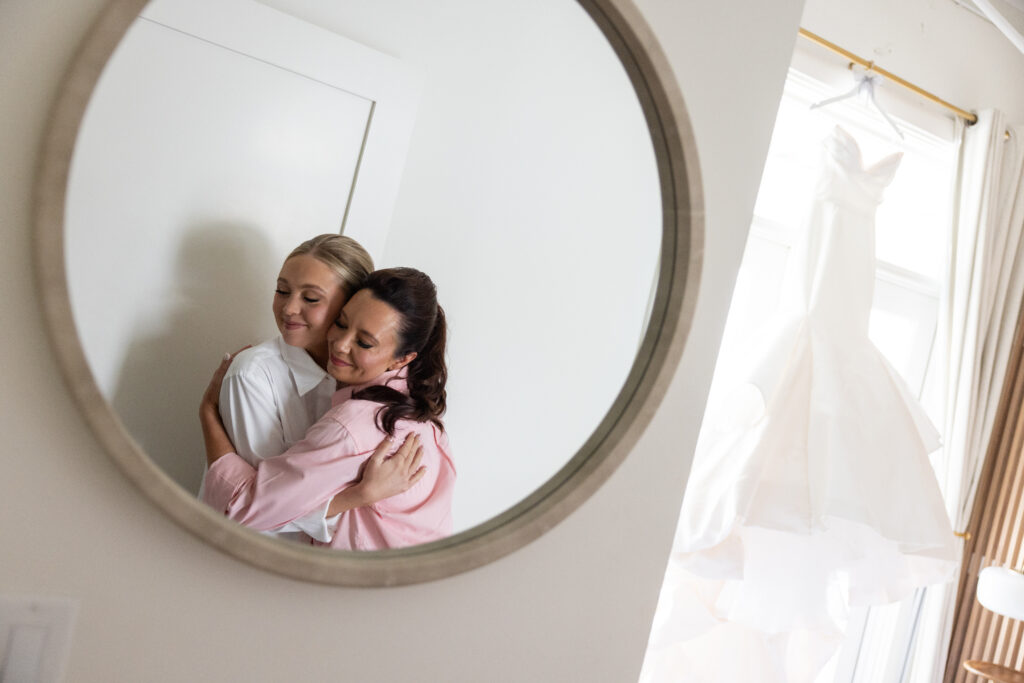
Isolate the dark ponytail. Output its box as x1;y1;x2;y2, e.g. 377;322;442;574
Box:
352;268;447;434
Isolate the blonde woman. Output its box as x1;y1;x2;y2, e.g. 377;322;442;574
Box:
213;234;374;541
202;268;454;550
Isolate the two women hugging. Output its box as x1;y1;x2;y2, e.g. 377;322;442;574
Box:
198;234;454;550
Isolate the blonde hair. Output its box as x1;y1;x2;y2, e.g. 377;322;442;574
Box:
287;234;373;299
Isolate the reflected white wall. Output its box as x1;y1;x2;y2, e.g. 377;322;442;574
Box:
66;0;660;531
323;1;661;530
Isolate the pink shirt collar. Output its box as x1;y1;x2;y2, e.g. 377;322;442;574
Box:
331;367;409;407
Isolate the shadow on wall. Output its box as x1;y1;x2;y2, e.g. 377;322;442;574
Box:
111;223;277;494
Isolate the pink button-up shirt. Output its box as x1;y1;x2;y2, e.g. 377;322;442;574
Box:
202;369;455;550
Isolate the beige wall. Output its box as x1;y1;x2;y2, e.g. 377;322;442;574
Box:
0;0;805;680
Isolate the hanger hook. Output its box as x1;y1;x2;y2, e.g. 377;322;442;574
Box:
848;60;876;74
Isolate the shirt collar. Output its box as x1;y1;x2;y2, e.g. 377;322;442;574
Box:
332;367;409;407
276;336;333;396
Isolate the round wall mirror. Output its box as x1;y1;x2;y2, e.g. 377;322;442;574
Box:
35;0;702;585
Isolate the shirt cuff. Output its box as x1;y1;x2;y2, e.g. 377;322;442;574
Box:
201;452;254;513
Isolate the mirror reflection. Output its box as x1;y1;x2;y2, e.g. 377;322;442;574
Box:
199;262;456;549
65;0;661;545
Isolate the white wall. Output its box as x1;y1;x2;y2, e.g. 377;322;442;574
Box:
0;0;805;681
64;5;382;494
256;0;664;532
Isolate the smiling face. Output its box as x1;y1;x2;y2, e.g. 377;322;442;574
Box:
273;254;347;366
327;289;417;386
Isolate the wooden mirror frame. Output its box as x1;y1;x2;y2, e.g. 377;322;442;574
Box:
33;0;703;586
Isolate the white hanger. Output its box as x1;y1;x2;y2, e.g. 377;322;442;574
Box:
811;68;905;140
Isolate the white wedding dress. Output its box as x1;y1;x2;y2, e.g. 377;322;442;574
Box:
641;127;956;683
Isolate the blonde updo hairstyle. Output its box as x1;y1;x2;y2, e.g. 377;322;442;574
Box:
286;234;374;299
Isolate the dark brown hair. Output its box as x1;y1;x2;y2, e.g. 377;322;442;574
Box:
352;267;447;434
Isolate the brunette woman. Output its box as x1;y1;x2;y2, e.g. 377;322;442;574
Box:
201;268;455;549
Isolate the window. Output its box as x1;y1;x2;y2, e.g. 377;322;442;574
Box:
709;68;958;682
721;69;955;401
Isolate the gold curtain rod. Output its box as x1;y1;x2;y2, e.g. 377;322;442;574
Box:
798;27;979;125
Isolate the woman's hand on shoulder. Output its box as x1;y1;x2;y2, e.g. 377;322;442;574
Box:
328;434;426;515
361;433;427;503
199;346;250;420
199;346;250;466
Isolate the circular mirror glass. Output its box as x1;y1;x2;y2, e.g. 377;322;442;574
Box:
38;0;699;584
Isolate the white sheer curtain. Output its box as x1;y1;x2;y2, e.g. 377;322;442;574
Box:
907;109;1024;682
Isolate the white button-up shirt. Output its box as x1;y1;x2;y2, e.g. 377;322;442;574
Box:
216;336;337;541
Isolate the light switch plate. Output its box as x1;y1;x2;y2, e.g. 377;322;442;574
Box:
0;597;78;683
